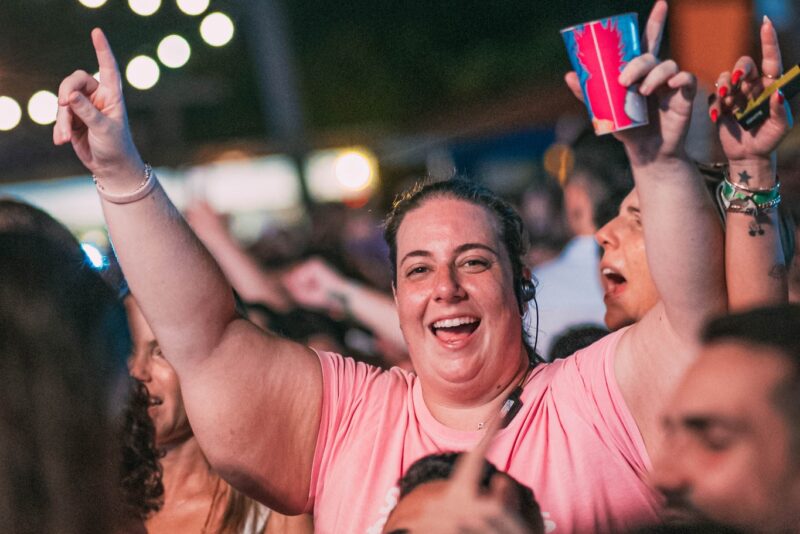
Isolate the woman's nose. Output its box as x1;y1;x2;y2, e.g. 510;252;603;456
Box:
433;266;466;302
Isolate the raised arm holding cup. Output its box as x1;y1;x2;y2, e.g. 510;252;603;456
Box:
567;0;726;454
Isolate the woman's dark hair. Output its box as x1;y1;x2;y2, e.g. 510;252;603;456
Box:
0;232;131;533
0;198;84;254
383;177;538;359
121;379;164;519
549;324;609;360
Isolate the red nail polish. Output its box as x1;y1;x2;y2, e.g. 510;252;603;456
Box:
778;91;785;105
718;86;728;98
710;109;719;123
732;70;743;86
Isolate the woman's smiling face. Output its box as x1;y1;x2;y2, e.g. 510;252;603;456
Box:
125;296;192;448
394;196;525;400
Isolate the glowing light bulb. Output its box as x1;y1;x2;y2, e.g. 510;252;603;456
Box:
157;34;191;68
129;0;160;16
200;12;235;47
78;0;108;8
177;0;209;16
126;55;160;90
28;90;59;125
0;96;22;131
335;151;374;191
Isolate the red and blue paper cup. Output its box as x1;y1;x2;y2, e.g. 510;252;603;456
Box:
561;13;648;135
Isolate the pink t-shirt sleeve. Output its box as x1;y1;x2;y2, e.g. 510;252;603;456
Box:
551;325;651;475
500;327;658;532
304;351;405;513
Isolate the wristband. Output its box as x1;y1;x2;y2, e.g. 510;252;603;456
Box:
93;163;157;204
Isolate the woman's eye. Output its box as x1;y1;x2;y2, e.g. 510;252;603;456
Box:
152;347;164;358
406;265;429;277
461;258;490;272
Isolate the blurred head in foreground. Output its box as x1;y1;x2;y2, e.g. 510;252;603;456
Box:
0;231;132;533
652;304;800;533
383;452;544;533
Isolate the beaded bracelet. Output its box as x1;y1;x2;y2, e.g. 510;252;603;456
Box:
93;163;157;204
724;195;781;216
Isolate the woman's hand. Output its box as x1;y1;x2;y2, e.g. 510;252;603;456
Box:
711;16;792;166
565;1;696;165
53;29;145;186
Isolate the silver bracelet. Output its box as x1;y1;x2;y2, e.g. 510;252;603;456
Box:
724;194;781;216
93;163;157;204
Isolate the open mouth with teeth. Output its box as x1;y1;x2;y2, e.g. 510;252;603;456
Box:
429;316;480;343
601;267;627;296
148;396;163;407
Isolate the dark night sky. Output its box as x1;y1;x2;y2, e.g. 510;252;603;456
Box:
0;0;654;182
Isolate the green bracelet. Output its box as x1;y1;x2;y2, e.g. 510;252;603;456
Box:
721;178;780;206
721;175;781;216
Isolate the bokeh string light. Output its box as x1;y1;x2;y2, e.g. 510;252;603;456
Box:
27;91;59;125
0;97;22;131
158;35;192;68
126;55;161;90
199;12;234;47
1;0;234;132
129;0;161;17
78;0;107;8
176;0;209;16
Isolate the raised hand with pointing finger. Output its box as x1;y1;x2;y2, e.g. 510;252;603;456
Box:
54;28;146;194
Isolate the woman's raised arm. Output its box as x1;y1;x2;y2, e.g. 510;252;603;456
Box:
54;29;322;513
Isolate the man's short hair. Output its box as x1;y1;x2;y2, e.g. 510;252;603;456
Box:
397;452;543;532
701;304;800;454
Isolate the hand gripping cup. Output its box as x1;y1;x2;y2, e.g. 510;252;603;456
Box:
561;13;648;135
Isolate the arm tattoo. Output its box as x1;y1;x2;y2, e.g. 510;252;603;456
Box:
747;212;771;237
737;170;752;185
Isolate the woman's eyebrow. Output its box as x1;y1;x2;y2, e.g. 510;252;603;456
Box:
454;243;498;256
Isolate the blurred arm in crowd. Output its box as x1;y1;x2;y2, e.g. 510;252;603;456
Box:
185;200;293;314
283;257;407;358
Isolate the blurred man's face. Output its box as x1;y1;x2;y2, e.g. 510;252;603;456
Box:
651;341;800;532
594;189;659;330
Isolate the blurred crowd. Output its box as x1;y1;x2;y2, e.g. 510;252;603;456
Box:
5;2;800;534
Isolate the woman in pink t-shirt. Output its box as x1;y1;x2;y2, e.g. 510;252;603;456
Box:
53;2;726;532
